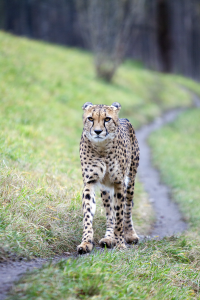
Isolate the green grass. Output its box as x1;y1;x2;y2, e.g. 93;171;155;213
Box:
1;32;200;299
170;74;200;97
8;237;200;300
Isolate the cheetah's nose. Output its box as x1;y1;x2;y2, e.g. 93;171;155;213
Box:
94;130;103;135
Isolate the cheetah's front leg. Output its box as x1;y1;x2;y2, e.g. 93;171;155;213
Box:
77;184;96;254
113;183;126;249
99;190;116;248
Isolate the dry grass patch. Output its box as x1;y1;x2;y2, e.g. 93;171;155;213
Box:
0;161;151;258
0;162;82;257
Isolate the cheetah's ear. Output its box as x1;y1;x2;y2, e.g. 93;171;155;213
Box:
82;102;93;110
111;102;121;111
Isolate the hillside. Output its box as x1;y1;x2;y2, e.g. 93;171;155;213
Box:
1;31;200;300
0;31;198;258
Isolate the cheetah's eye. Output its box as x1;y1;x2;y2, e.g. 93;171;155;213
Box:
105;117;111;122
88;117;94;122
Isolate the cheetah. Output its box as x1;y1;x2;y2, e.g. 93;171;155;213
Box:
77;102;140;254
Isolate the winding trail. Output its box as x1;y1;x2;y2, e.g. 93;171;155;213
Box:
1;98;199;300
136;108;188;237
136;93;200;238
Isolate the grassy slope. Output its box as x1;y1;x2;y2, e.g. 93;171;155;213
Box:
0;31;194;258
1;31;200;299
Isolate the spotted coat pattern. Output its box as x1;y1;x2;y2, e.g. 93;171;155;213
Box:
77;102;140;254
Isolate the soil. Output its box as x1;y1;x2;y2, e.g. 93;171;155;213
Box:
1;98;199;299
0;259;47;300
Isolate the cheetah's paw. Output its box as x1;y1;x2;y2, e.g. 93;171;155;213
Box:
99;237;116;249
124;232;139;244
77;242;94;254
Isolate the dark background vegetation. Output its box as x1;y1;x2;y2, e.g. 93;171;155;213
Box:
1;0;200;80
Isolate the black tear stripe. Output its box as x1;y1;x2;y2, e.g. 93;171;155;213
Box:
105;122;109;136
89;121;94;136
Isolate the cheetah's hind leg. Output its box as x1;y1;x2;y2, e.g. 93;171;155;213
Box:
99;189;116;248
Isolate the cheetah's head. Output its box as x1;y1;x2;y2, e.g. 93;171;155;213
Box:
82;102;121;143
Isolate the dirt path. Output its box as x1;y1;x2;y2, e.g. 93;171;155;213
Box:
0;259;47;300
136;94;200;238
136;108;188;237
1;100;199;300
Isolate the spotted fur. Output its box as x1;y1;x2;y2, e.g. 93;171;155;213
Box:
77;102;140;254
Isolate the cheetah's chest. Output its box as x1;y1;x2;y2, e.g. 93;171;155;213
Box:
91;140;123;185
101;158;120;186
101;146;128;187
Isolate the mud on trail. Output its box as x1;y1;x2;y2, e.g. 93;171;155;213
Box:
1;100;200;299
